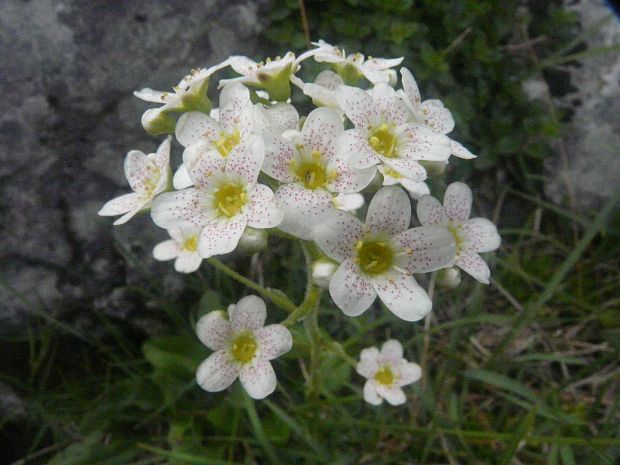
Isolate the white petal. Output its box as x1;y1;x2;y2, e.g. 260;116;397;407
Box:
301;107;343;156
460;218;501;253
416;195;445;226
154;137;172;170
196;310;232;351
123;150;150;193
175;251;203;273
363;380;383;405
373;83;409;125
399;178;430;199
173;164;194;189
377;385;407;405
313;210;364;262
176;112;220;147
229;55;258;75
151;189;210;230
197;215;247;258
196;351;239;392
275;183;332;240
455;250;491;284
335;129;379;169
262;134;296;183
356;348;380;378
444;182;472;221
379;155;427;182
326;154;376;193
380;339;403;362
225;136;264;185
450;139;476;159
335;85;373;129
397;361;422;386
366;186;411;236
246;184;284;229
219;83;252;133
400;67;421;108
134;88;168;103
265;103;299;133
419;99;454;134
332;192;364;212
315;69;344;90
112;203;149;226
394;225;456;274
98;192;143;217
371;272;431;322
399;124;451;161
183;142;226;188
257;324;293;360
329;259;377;317
239;359;277;399
153;239;180;261
230;294;266;333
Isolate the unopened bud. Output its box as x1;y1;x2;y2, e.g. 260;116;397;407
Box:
311;258;338;289
237;227;268;255
436;267;461;289
141;108;176;136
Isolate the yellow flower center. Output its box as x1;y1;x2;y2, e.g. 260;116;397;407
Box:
292;151;330;189
356;239;394;275
182;235;198;252
381;166;402;179
214;128;241;157
447;223;464;254
213;182;247;218
231;333;258;364
374;366;395;386
368;124;398;158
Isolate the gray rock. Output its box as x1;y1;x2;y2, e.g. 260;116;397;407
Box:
0;0;268;336
545;1;620;210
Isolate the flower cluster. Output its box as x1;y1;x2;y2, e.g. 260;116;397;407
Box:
99;41;500;403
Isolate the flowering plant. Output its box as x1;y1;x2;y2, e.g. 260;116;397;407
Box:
99;40;500;404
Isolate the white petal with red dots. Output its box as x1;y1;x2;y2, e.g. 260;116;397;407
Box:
230;295;267;333
394;225;456;274
366;186;411;236
196;350;239;392
455;249;491;284
371;272;431;322
329;259;377;317
444;182;472;222
246;184;284;229
313;210;365;262
239;359;277;399
257;324;293;360
196;310;232;351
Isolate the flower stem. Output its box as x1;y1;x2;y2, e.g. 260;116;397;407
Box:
421;272;436;390
207;257;297;313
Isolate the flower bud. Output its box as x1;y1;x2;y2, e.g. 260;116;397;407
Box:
436;267;462;289
237;227;268;255
141;108;176;136
311;258;338;289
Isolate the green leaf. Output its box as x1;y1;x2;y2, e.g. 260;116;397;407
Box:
142;334;206;379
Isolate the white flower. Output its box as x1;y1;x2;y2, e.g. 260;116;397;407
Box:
195;295;293;399
152;228;203;273
313;186;456;321
356;339;421;406
300;40;402;84
151;136;283;258
98;137;171;225
263;107;375;240
417;182;501;284
172;83;256;190
335;83;451;184
399;67;476;160
134;59;233;134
